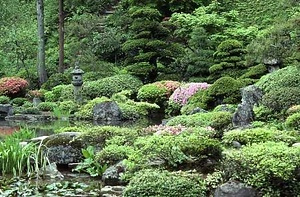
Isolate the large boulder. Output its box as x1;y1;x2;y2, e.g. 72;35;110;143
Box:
93;101;122;123
214;181;256;197
42;132;84;165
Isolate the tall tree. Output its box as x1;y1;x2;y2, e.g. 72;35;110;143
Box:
37;0;48;85
58;0;64;72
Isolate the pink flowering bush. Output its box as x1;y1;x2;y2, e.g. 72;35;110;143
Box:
143;124;188;135
0;77;29;98
169;83;210;106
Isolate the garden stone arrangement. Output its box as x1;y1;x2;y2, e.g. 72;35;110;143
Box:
2;0;300;196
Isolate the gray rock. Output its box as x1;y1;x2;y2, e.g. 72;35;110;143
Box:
292;142;300;147
0;104;13;117
43;132;84;165
232;141;242;149
102;161;126;186
38;162;64;179
100;186;125;197
214;181;256;197
232;85;263;128
93;101;122;123
189;107;207;115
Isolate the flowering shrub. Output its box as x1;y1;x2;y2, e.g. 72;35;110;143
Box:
169;83;210;106
154;80;180;97
0;77;28;98
143;124;188;135
28;90;43;98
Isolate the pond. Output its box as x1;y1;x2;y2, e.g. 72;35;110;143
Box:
0;116;163;196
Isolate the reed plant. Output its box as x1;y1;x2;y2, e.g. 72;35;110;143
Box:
0;128;49;177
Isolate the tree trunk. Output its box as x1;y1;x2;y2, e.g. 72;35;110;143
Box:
58;0;64;73
37;0;48;86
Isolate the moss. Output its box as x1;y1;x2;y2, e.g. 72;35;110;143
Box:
43;132;83;149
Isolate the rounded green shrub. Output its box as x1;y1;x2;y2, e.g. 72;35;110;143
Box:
58;100;78;114
285;112;300;130
222;128;298;146
82;74;143;99
0;96;10;104
166;111;232;131
44;84;73;102
223;142;300;196
123;169;207;197
262;87;300;112
41;73;70;90
78;126;140;147
202;77;243;109
37;102;58;112
127;133;222;173
240;64;267;79
95;144;134;166
137;83;168;104
256;66;300;93
11;97;28;106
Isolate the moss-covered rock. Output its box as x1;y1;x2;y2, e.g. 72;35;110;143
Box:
43;132;84;165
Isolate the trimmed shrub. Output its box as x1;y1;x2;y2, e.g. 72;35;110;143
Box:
262;87;300;112
0;96;10;104
44;84;73;102
180;89;206;115
11;97;28;106
285;112;300;130
137;80;180;105
58;100;78;114
137;83;168;104
253;105;276;121
123;169;207;197
222;128;298;146
222;142;300;196
95;145;134;166
41;73;70;90
37;102;58;112
256;66;300;93
78;126;140;147
126;132;222;173
240;64;267;79
201;77;243;110
118;100;160;120
0;77;28;98
82;74;143;99
166;111;232;131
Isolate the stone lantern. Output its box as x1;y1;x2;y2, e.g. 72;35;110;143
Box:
71;63;84;103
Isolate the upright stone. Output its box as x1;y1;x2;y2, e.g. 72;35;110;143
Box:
232;85;263;127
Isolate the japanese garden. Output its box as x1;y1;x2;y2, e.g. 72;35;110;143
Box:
1;0;300;196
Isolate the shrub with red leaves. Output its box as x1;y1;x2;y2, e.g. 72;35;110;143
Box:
0;77;29;98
